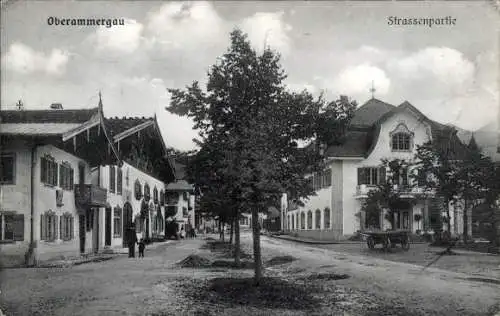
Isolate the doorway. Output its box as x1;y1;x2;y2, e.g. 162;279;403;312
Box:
122;202;133;247
105;207;112;246
79;214;86;254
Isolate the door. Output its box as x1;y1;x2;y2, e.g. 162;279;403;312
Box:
79;215;86;253
122;203;133;247
105;208;112;246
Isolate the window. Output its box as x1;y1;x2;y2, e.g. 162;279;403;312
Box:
357;167;385;185
41;211;57;241
0;153;15;184
134;180;142;200
59;163;74;191
159;190;165;206
86;210;93;232
109;166;116;193
153;186;158;204
315;209;321;229
0;213;24;241
125;169;130;187
113;207;122;237
60;213;74;241
182;207;188;217
117;168;122;195
392;133;411;151
41;155;58;186
310;169;333;191
166;192;179;204
144;183;151;202
392;167;408;186
324;208;330;229
307;211;312;229
300;212;305;230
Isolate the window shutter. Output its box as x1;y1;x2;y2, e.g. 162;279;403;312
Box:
70;216;74;239
326;169;332;186
53;162;58;186
41;158;46;183
13;214;24;241
60;216;63;240
40;214;45;241
54;215;58;241
379;167;386;184
357;168;363;185
59;165;64;188
70;169;74;190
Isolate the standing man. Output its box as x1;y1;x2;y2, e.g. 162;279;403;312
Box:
127;226;138;258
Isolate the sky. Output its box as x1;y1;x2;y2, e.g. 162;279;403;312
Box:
1;1;499;151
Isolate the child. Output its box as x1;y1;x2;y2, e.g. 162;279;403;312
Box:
137;238;146;258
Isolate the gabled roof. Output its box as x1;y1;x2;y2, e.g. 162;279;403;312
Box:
350;98;396;127
104;117;153;141
325;99;470;160
0;108;98;124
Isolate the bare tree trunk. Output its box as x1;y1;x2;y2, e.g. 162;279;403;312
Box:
463;200;469;243
252;207;262;285
229;217;234;244
234;213;241;266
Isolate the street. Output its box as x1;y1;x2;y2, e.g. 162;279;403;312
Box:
0;234;498;316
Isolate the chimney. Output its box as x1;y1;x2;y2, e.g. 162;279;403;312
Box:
50;103;63;110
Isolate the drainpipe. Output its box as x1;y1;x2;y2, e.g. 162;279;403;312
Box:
27;145;37;266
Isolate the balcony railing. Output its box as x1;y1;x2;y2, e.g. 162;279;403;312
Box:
75;184;108;207
355;184;431;198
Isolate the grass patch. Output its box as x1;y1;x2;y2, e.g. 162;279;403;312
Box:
177;276;322;310
265;255;297;266
297;273;350;281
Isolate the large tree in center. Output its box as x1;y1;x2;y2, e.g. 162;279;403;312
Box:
166;29;356;284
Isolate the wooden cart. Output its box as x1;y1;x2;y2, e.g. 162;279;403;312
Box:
361;230;411;251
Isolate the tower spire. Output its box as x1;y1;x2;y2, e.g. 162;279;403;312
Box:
369;80;376;99
98;91;103;114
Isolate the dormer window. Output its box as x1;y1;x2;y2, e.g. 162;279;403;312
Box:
390;123;414;152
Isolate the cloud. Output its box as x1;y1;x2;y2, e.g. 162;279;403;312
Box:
287;82;319;94
2;43;69;76
240;11;293;56
388;47;475;94
145;1;226;52
93;19;144;54
332;63;391;97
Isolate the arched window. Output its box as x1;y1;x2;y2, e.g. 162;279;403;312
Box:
159;189;165;206
300;212;305;230
144;183;151;202
153;186;158;204
390;123;413;151
315;209;321;229
307;210;312;230
134;180;142;200
324;208;331;229
291;214;295;230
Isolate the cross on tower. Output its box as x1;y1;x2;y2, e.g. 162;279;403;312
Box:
16;100;24;110
369;81;376;99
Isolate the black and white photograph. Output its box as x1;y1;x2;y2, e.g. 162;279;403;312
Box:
0;1;499;315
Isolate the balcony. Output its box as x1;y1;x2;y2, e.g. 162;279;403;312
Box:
75;184;108;208
355;184;432;199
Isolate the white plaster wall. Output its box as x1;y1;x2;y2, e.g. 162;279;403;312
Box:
34;145;92;260
342;160;363;235
0;140;33;266
363;110;432;165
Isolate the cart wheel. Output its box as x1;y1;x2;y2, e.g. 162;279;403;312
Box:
383;237;391;250
367;237;375;249
401;236;410;251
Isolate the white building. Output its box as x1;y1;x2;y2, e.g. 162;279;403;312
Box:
285;98;471;241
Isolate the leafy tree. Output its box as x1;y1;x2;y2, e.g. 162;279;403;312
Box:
362;159;413;231
413;141;460;233
166;29;355;284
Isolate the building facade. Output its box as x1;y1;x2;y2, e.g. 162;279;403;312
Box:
0;98;178;267
285;98;471;241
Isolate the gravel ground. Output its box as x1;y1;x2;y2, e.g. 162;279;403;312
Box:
1;234;498;316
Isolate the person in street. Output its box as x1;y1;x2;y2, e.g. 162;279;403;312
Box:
180;227;185;239
137;238;145;258
127;226;138;258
